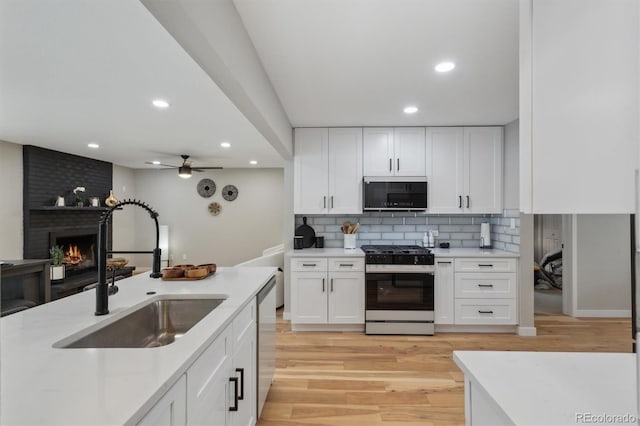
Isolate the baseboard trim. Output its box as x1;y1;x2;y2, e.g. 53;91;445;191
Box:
517;326;537;336
292;324;364;332
573;309;632;318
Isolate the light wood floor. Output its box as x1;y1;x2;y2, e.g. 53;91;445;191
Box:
257;310;632;426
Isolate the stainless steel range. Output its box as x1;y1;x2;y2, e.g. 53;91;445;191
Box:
362;245;435;335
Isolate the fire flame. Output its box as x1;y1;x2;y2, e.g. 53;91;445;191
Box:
65;244;85;265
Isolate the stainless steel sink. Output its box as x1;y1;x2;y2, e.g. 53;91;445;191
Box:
57;297;225;348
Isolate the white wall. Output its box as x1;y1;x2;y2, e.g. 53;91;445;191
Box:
111;165;137;252
132;168;284;268
0;141;23;259
564;214;632;317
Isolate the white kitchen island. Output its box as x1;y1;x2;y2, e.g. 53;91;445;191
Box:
454;350;637;425
0;266;276;425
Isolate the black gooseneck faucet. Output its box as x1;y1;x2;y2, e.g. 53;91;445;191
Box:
96;199;162;316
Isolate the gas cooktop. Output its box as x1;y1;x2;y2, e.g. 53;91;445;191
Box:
361;245;434;265
360;245;431;255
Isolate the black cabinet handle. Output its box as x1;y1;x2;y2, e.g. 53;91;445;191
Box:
389;158;392;172
397;158;400;171
458;196;462;208
323;196;326;208
477;284;494;288
466;195;470;208
339;263;354;267
478;264;494;268
235;368;244;400
478;310;494;314
302;263;317;267
322;278;325;292
437;261;452;264
331;278;334;292
331;196;334;208
229;377;239;411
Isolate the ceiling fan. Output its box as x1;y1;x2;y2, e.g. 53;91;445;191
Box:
145;155;223;179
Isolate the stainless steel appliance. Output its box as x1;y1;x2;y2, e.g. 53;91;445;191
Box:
362;245;435;335
256;276;276;417
363;177;428;211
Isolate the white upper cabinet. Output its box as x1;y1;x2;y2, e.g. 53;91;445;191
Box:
427;127;503;214
294;128;362;214
363;128;426;176
520;0;639;213
464;127;503;214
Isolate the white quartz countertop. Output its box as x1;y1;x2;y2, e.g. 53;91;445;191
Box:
430;247;519;257
0;266;277;425
287;247;518;258
454;351;637;425
287;248;365;257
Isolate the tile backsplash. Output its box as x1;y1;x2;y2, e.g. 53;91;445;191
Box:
295;209;520;253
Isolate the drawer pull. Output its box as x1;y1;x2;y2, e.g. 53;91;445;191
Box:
478;310;494;314
229;377;239;412
437;261;452;264
322;278;325;292
236;368;244;400
302;263;317;267
339;263;354;267
477;284;494;288
330;278;334;292
323;196;326;208
478;264;494;267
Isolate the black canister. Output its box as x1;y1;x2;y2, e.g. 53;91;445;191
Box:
294;236;304;249
315;236;324;248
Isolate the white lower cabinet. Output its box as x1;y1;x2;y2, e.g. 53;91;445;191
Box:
187;323;233;425
138;375;187;426
434;259;454;325
140;299;259;426
230;301;257;426
453;258;518;325
291;257;364;325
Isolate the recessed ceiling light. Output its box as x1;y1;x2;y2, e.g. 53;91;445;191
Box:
151;161;160;165
435;61;456;73
152;99;170;108
220;142;231;148
88;143;100;149
403;106;418;114
249;160;258;165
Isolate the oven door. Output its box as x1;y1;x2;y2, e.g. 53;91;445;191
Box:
365;272;434;311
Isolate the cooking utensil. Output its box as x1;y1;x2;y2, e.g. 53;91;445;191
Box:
295;216;316;248
342;221;351;234
351;223;360;234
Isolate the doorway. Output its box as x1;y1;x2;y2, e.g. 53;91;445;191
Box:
533;214;563;315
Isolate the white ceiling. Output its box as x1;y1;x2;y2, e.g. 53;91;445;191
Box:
0;0;519;170
0;0;283;169
233;0;519;127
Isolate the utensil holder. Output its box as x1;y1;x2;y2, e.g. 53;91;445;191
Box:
344;234;356;249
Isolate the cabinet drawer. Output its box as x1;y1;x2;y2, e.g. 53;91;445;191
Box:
233;299;256;346
290;258;328;272
454;299;517;325
454;258;517;273
454;273;517;299
328;258;364;272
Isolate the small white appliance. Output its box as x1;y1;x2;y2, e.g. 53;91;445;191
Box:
480;223;492;248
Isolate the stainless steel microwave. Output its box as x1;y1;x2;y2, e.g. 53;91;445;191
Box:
363;177;428;211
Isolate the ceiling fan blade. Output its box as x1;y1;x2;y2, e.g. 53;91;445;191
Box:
144;161;178;168
193;166;224;170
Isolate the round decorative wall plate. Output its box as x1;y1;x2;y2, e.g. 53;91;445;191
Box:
208;202;221;216
197;179;216;198
222;185;238;202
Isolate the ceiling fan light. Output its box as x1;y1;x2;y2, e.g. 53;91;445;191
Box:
178;166;192;179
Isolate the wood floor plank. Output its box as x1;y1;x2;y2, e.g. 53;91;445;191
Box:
258;309;631;426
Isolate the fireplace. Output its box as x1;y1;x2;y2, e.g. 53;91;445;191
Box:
50;229;98;277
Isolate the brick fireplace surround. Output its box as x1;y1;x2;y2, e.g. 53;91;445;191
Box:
22;145;117;298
